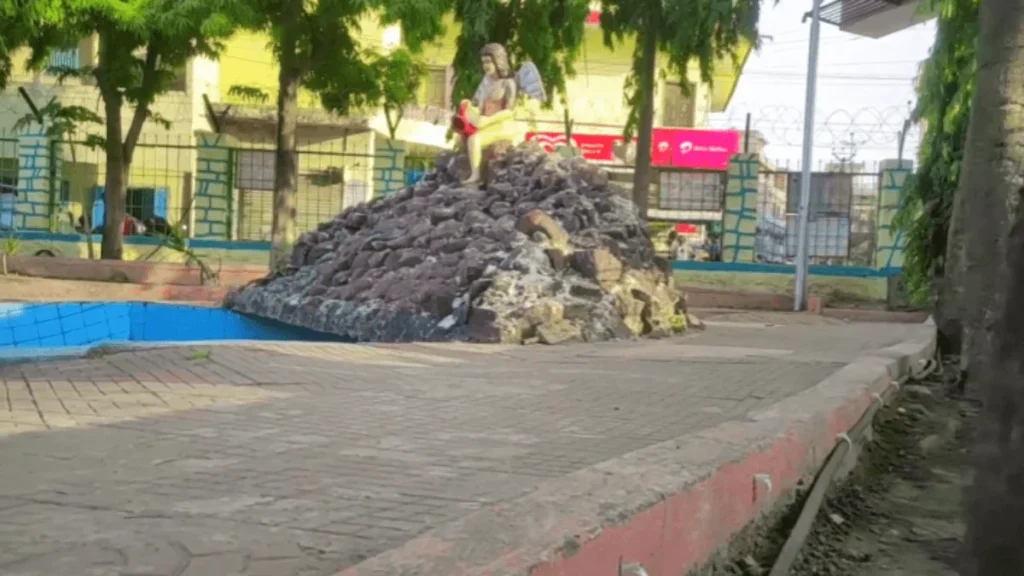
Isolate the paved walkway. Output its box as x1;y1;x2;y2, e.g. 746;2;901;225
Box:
0;316;922;576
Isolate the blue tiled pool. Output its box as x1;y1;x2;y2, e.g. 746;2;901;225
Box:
0;302;340;360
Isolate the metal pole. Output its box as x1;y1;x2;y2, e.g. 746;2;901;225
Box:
744;112;752;153
794;0;824;311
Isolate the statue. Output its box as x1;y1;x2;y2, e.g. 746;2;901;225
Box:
451;43;547;185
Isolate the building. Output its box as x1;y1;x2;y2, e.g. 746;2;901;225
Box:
0;5;750;250
0;37;216;240
818;0;935;39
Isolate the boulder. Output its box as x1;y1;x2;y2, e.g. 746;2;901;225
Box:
224;142;687;344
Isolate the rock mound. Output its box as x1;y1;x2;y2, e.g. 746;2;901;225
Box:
225;143;687;344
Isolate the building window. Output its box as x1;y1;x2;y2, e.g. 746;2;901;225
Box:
661;82;696;128
236;150;277;191
169;63;187;92
46;48;80;75
421;66;449;108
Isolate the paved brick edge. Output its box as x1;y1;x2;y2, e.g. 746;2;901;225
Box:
8;255;265;287
685;287;824;312
337;323;936;576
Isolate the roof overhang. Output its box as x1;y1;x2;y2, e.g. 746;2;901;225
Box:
818;0;936;38
205;102;372;142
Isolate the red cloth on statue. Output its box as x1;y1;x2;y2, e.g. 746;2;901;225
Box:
452;101;478;138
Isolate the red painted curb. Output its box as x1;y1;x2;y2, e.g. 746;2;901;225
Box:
336;326;936;576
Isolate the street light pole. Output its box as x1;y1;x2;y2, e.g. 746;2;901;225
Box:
794;0;824;311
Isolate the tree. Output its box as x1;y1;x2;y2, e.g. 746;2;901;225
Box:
2;0;238;260
448;0;590;107
230;0;450;272
893;0;977;313
961;0;1024;570
941;0;1024;392
598;0;760;216
0;0;55;92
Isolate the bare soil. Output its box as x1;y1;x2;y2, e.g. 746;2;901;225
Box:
716;357;975;575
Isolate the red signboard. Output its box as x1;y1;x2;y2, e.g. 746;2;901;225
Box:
652;128;741;170
525;128;740;170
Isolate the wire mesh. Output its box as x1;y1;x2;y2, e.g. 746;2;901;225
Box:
231;139;378;242
655;168;726;213
755;166;880;266
0;135;17;230
403;156;434;189
56;136;197;235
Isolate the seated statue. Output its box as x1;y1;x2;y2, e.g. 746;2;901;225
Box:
451;43;546;185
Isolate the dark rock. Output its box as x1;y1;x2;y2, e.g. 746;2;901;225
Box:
517;209;569;248
570;248;623;289
223;142;685;344
466;308;502;343
569;282;605;301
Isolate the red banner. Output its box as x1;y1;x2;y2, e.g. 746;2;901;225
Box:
652;128;741;170
525;132;622;162
525;128;740;170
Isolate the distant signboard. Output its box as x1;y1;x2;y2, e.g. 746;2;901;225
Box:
786;172;854;216
525;128;740;170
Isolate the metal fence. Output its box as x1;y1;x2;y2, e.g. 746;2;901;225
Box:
655;168;726;214
59;136;198;235
0;135;17;229
0;134;396;240
404;156;434;188
1;129;887;271
755;166;880;267
230;142;377;241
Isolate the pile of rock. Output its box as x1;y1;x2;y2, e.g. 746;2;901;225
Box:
225;143;688;344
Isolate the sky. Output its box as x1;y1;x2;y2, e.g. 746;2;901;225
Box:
711;1;938;167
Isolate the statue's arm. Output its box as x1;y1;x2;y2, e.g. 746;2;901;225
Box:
504;80;518;108
471;82;484;107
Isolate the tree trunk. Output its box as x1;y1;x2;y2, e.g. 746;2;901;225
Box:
935;183;967;354
630;25;657;219
100;85;126;260
269;5;302;272
965;212;1024;574
95;29;126;261
950;0;1024;397
963;1;1024;572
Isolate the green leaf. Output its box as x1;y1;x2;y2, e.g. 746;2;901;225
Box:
228;84;270;104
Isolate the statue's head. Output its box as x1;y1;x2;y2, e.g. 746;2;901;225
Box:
480;43;511;79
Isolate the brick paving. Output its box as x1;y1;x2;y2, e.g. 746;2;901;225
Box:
0;320;923;576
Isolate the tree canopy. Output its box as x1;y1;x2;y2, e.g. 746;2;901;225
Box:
1;0;240;259
893;0;978;306
598;0;760;213
449;0;590;107
228;0;453;269
229;0;450;116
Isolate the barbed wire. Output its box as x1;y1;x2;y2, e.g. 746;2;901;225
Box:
711;104;920;151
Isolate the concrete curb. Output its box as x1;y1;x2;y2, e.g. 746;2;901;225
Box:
337;323;936;576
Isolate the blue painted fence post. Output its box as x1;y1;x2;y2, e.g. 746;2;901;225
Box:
721;153;759;263
193;132;237;240
14;124;60;231
372;136;407;198
874;159;913;271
